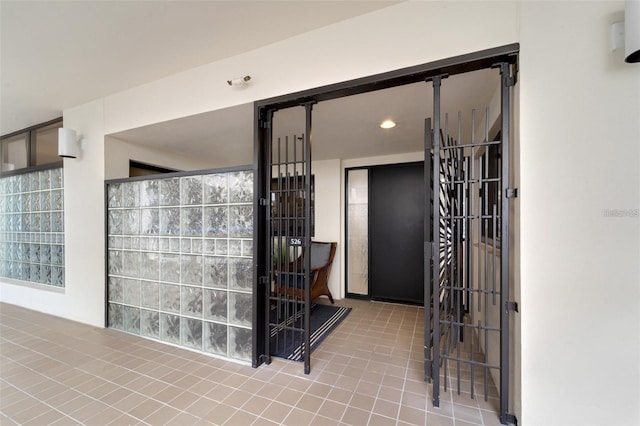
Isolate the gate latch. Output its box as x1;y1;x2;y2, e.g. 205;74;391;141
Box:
506;188;518;198
506;301;519;313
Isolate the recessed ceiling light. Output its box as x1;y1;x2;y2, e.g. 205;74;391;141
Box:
380;119;396;129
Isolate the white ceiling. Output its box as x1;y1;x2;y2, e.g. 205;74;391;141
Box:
109;67;501;166
0;0;399;135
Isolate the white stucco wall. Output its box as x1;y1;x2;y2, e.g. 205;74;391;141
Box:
519;1;639;425
104;137;215;180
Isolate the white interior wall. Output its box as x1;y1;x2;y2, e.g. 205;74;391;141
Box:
519;1;639;425
310;159;341;300
104;137;214;180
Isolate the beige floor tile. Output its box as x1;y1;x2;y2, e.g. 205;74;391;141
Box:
377;385;402;404
69;400;113;423
185;397;219;419
294;393;324;414
165;411;201;426
222;389;253;409
282;407;315;426
84;406;125;426
325;386;352;404
223;409;258;426
240;395;271;416
348;393;375;412
273;388;303;407
143;404;183;426
402;390;427;411
152;384;185;404
201;403;237;425
260;401;292;423
372;399;399;419
251;416;279;426
316;399;346;421
368;413;397;426
128;398;165;422
398;405;426;425
340;406;370;425
22;408;66;426
452;403;484;425
167;390;200;411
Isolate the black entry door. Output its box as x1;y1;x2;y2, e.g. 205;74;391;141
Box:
370;162;424;304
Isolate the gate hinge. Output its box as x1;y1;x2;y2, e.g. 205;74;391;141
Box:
506;188;518;198
430;242;438;261
506;301;519;313
261;120;270;129
259;197;269;206
259;276;269;285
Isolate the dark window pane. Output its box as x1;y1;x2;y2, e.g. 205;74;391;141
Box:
1;132;28;172
34;122;62;166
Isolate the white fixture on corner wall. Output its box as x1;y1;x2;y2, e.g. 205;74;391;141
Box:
58;128;78;159
227;75;251;87
626;0;640;63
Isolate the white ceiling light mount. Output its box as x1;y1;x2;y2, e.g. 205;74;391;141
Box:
380;119;396;129
227;75;251;87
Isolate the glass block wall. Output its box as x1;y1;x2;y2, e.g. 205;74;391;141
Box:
0;168;65;287
106;170;254;362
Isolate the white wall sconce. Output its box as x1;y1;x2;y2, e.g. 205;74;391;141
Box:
625;0;640;63
58;128;79;159
614;1;640;63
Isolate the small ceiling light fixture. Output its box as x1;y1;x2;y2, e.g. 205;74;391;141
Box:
227;75;251;87
380;119;396;129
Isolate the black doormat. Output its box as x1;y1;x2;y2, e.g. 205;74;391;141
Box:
269;303;351;361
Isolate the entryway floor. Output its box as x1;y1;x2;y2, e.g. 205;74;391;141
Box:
0;300;501;425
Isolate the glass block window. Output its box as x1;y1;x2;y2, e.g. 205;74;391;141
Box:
0;168;65;286
106;170;254;362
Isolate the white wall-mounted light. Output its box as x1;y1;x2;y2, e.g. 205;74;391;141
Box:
380;119;396;129
58;128;79;159
227;75;251;87
626;0;640;63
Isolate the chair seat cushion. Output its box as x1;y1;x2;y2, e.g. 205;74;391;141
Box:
278;272;311;289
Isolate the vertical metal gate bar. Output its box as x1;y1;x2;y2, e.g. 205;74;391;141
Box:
431;75;443;408
424;117;433;383
499;62;512;425
263;109;274;365
303;102;313;374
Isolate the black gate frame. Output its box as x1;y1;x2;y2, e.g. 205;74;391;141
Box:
253;45;519;387
424;64;517;424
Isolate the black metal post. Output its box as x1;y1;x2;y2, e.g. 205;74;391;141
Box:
430;75;443;408
499;62;512;425
424;117;433;382
303;101;313;374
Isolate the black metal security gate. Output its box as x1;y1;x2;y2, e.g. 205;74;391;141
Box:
258;103;314;374
424;63;517;425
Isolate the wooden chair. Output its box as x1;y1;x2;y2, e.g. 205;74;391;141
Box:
274;241;337;303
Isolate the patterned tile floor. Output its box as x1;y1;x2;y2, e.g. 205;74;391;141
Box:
0;299;502;425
